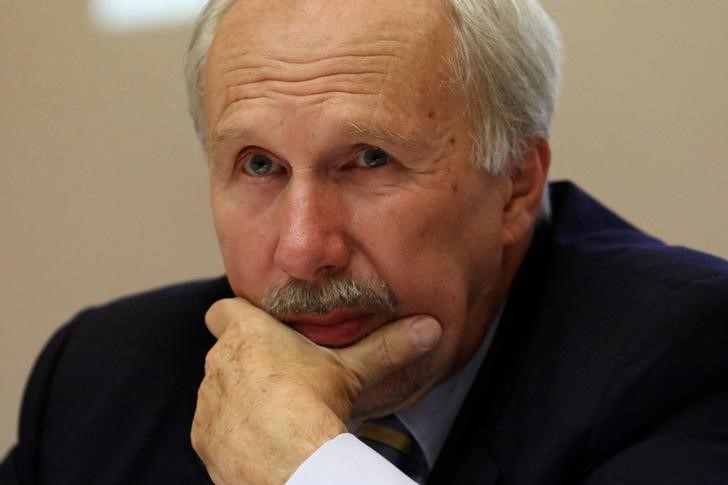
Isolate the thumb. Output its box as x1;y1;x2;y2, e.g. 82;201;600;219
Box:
336;315;442;391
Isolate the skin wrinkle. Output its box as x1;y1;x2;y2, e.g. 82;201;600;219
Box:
208;145;462;219
211;64;390;155
204;0;535;420
261;50;401;65
214;43;407;116
227;87;381;106
210;104;452;181
212;72;448;173
189;4;554;482
218;142;453;199
223;66;389;94
206;40;424;152
228;52;401;79
211;114;423;155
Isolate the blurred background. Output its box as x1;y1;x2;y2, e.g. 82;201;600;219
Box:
2;0;727;456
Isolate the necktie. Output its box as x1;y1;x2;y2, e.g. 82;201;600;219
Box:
355;415;428;483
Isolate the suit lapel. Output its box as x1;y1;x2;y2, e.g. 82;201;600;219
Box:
451;443;500;485
431;442;500;485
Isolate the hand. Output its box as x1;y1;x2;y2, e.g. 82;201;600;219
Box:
191;297;441;485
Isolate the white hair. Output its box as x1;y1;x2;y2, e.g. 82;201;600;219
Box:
185;0;562;178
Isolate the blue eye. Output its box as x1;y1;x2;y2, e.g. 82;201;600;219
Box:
357;147;391;168
243;153;282;176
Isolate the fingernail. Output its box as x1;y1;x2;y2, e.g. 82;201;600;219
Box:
411;317;441;350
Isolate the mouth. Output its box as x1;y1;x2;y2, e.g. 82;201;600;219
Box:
286;309;386;347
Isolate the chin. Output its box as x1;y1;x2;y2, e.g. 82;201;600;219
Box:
349;354;441;420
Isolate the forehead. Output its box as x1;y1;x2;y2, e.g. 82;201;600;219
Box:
204;0;458;108
202;0;470;159
213;0;452;51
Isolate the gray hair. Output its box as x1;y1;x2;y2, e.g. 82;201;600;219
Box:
185;0;562;177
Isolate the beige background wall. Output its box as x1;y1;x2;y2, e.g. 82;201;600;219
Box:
2;1;727;456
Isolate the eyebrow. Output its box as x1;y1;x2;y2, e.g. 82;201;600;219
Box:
209;121;423;154
209;121;422;150
209;126;253;153
345;122;421;150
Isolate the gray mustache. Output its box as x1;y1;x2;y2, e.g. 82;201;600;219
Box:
261;277;397;320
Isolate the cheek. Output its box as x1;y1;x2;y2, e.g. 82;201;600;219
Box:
354;189;500;303
353;209;468;339
350;182;503;361
211;196;275;301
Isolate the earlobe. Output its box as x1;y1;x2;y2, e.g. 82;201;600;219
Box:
501;138;551;246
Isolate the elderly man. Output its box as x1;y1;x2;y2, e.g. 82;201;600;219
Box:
2;0;728;484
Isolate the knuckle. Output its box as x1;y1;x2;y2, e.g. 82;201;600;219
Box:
204;347;220;374
190;410;209;453
190;424;202;451
203;344;231;380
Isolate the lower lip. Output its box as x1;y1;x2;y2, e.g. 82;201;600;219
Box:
292;315;380;347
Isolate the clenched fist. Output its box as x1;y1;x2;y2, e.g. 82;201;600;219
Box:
191;298;441;485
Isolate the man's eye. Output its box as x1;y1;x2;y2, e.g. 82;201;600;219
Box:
242;153;283;176
356;147;392;168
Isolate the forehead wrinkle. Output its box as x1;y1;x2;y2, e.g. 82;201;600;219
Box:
212;46;405;130
208;90;382;152
256;40;405;65
221;51;400;82
223;68;389;98
216;43;403;95
206;2;460;153
212;81;385;144
222;81;385;113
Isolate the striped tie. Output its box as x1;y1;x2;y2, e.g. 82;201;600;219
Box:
355;415;428;483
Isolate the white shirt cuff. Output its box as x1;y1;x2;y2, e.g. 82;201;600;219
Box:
287;433;416;485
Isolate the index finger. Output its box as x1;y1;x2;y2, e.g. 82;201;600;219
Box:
336;314;442;390
204;297;262;338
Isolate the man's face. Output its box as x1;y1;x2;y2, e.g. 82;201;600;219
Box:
204;0;514;417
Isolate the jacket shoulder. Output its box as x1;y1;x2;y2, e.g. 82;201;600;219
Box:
448;183;728;484
59;276;232;368
15;277;230;484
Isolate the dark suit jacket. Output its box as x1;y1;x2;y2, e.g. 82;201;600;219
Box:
3;182;728;484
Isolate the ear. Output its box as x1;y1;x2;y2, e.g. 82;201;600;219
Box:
501;138;551;246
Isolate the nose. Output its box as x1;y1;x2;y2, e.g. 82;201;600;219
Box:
273;176;350;281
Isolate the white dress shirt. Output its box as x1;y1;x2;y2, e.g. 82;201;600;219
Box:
288;311;501;484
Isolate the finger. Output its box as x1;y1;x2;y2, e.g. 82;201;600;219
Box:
205;297;260;338
336;315;441;390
